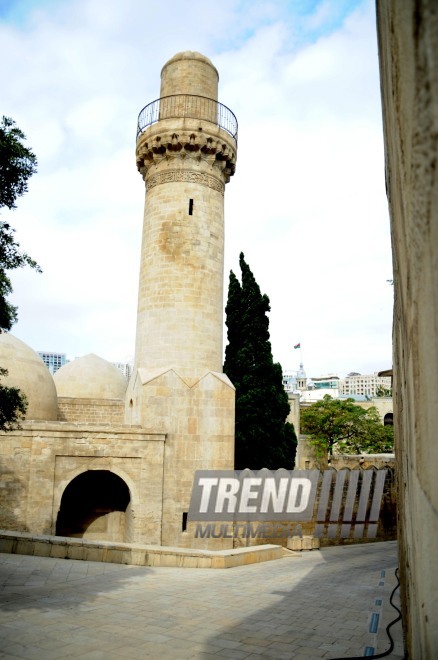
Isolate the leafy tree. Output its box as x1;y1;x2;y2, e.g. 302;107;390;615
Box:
0;117;37;210
0;116;39;430
301;395;394;460
0;368;27;431
224;252;297;469
0;221;40;330
376;385;392;397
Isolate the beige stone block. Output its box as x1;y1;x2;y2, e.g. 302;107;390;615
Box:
50;542;68;559
161;553;178;567
105;549;123;563
287;536;303;551
83;546;105;562
15;539;34;556
149;553;161;567
67;545;85;560
302;536;313;550
197;557;212;568
123;550;138;565
182;555;199;568
0;538;14;553
33;540;52;557
211;555;225;568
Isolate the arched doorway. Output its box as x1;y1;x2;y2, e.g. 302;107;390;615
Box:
384;412;393;426
56;470;131;542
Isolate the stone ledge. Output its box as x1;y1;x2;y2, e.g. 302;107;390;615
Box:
0;530;282;569
1;422;166;441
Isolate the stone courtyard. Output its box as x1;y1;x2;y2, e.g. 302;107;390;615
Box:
0;541;404;659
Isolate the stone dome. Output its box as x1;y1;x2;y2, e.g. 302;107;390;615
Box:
54;354;127;400
0;333;58;421
162;51;217;68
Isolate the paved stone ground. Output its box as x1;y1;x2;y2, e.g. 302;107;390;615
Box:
0;541;404;659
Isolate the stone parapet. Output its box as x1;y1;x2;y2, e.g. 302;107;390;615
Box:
0;531;282;569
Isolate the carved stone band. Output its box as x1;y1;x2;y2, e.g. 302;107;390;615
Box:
146;170;225;195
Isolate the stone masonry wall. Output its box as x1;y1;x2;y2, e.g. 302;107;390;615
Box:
126;367;235;550
57;397;124;425
376;2;438;656
0;422;166;545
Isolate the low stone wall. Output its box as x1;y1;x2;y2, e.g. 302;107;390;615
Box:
0;530;283;569
330;454;395;470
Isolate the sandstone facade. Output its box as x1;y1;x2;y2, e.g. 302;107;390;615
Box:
376;1;438;656
0;51;237;551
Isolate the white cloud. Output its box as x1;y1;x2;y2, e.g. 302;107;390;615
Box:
1;0;392;376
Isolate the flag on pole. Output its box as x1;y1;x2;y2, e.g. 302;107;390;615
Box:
294;343;301;349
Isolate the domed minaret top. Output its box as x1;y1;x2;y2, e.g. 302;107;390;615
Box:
136;51;237;185
160;51;219;99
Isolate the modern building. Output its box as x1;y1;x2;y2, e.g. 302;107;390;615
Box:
282;370;297;393
339;372;392;398
111;361;133;380
37;351;69;375
311;374;340;391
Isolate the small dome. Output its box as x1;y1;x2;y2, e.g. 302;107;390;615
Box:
0;333;58;421
54;354;127;400
162;51;217;71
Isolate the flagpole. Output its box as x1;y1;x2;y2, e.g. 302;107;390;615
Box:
293;342;302;367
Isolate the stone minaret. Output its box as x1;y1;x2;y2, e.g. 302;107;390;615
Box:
133;51;237;379
126;52;237;548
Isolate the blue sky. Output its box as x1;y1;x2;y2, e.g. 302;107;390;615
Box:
0;0;393;378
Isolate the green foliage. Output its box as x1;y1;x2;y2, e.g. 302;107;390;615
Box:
224;253;297;469
376;385;392;397
0;116;39;429
301;395;394;459
0;116;37;210
0;221;41;330
0;367;27;431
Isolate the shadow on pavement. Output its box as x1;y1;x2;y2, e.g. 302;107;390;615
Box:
202;542;402;659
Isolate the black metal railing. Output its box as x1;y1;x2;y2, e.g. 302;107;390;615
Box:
137;95;238;143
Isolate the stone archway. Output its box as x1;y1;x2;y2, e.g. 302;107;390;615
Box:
56;470;131;542
384;412;393;426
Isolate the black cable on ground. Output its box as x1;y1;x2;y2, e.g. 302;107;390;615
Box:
331;567;405;660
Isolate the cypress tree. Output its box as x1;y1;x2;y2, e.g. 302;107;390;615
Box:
224;253;297;469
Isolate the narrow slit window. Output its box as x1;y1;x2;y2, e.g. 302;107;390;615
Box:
182;512;188;532
188;199;193;215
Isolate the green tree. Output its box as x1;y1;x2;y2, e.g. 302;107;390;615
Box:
0;117;37;210
0;116;40;430
301;395;394;460
224;252;297;469
376;385;392;397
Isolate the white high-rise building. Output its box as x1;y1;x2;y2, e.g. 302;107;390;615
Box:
38;351;68;375
339;372;392;398
112;361;133;380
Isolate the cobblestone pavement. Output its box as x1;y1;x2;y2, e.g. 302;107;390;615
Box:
0;541;404;659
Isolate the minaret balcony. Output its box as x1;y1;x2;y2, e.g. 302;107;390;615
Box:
137;94;238;144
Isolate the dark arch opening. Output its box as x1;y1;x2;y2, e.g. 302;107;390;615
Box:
384;412;393;426
56;470;131;542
